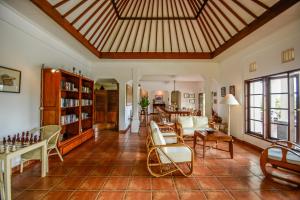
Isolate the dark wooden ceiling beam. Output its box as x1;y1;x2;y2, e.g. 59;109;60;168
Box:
232;0;257;19
99;52;212;59
63;0;86;18
31;0;99;57
84;1;111;37
71;0;98;25
78;0;108;32
219;0;247;26
212;0;300;58
209;0;239;32
53;0;69;8
252;0;269;10
206;3;232;37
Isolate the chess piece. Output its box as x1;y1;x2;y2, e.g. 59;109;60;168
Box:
30;134;33;144
7;135;11;145
34;135;38;143
3;137;6;145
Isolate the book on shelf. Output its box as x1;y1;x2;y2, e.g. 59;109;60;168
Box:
61;80;78;92
81;99;93;106
60;114;78;125
82;86;91;93
61;98;79;108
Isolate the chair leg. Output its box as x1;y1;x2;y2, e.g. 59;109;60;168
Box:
56;147;64;162
20;160;24;173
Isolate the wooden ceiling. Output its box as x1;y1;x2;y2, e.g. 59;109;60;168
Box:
31;0;299;59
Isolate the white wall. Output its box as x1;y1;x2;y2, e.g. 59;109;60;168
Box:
217;16;300;149
140;81;203;112
0;3;91;165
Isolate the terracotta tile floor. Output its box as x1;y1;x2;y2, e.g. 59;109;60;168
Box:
12;128;300;200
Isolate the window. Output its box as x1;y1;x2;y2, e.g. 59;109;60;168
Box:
269;75;289;140
245;69;300;144
247;80;264;136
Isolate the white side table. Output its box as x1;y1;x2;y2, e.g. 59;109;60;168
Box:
0;140;47;200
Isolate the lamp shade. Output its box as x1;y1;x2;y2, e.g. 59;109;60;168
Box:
220;94;239;105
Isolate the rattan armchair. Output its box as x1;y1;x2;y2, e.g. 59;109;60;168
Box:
260;140;300;184
20;125;63;173
147;125;194;177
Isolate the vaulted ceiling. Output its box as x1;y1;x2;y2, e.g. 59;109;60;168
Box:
31;0;299;59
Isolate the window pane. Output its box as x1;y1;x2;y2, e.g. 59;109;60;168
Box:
250;108;263;121
270;77;288;93
270;94;288;109
270;123;288;140
270;109;288;124
250;95;263;107
250;120;263;135
250;81;263;94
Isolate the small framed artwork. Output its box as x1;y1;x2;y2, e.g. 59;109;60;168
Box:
213;92;217;97
126;84;132;106
189;99;195;104
229;85;235;96
0;66;21;93
221;87;226;97
184;93;189;98
155;95;163;103
214;99;217;104
189;93;195;98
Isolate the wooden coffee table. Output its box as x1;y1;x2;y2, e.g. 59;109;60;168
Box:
193;130;234;158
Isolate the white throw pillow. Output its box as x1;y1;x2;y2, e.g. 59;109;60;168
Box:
152;128;166;145
178;116;193;128
193;116;208;129
150;120;159;132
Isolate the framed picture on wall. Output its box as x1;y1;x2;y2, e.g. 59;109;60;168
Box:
189;93;195;98
126;84;132;106
184;93;189;98
189;99;195;104
221;87;226;97
229;85;235;96
155;95;163;103
0;66;21;93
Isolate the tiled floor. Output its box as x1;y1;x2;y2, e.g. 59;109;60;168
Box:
12;128;299;200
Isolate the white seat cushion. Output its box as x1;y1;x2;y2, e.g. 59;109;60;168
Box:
178;116;194;128
268;148;300;165
268;148;282;161
164;137;177;144
161;132;177;137
159;146;192;164
182;128;196;136
287;151;300;165
193;116;208;129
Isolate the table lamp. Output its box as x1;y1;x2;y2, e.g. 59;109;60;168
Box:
220;94;239;136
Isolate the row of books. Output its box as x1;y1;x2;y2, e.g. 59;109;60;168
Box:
82;99;93;106
61;98;79;108
61;114;78;125
82;86;91;93
61;80;78;92
81;112;91;120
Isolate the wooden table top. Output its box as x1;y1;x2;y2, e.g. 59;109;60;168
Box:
194;130;233;142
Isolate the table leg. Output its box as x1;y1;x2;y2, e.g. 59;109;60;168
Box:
4;158;11;200
41;144;47;176
193;135;197;149
203;140;206;158
229;141;233;159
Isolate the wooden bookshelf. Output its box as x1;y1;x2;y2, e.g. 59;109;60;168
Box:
41;68;94;155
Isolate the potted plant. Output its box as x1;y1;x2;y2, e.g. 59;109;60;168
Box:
139;96;150;110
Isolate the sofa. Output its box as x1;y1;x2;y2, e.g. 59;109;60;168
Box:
149;121;181;144
177;116;209;138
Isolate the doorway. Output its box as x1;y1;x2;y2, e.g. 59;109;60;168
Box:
94;79;119;131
